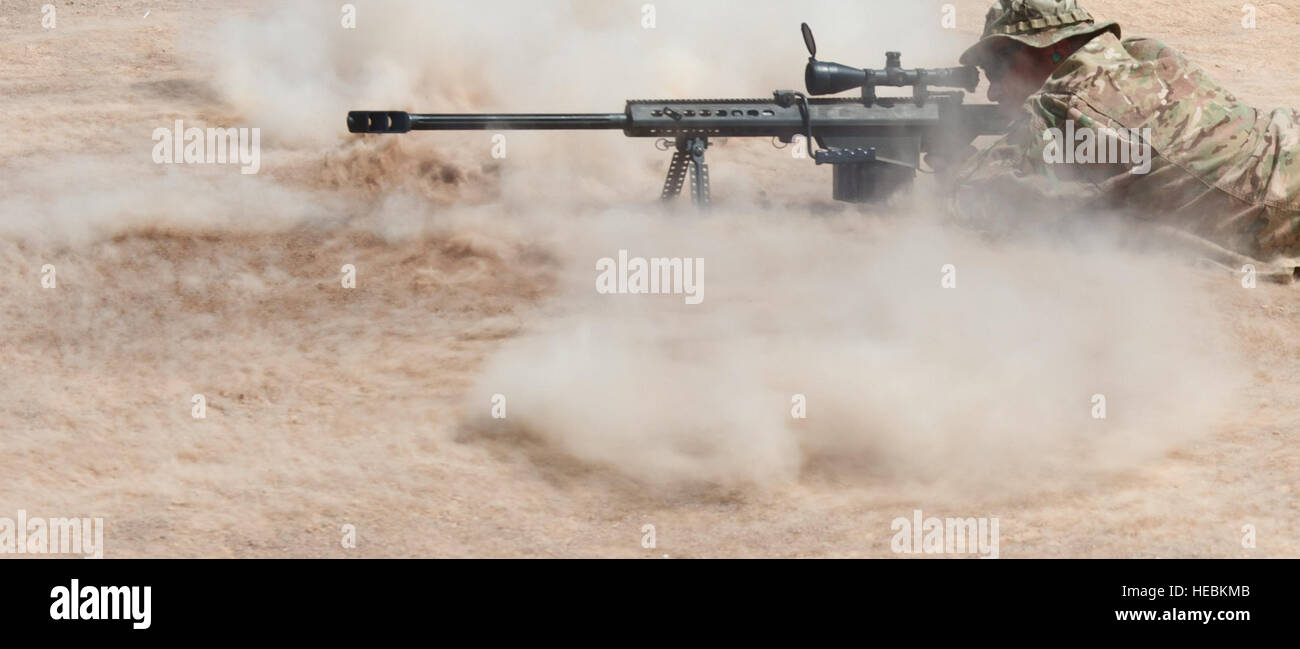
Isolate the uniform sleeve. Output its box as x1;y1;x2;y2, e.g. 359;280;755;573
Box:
946;94;1106;229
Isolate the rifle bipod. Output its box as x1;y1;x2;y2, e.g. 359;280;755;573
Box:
658;136;710;209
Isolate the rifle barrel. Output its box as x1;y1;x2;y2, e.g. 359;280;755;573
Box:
410;113;629;131
348;110;628;134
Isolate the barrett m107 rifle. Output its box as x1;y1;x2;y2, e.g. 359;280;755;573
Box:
347;24;1006;207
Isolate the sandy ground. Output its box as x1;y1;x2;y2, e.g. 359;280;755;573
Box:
0;0;1297;557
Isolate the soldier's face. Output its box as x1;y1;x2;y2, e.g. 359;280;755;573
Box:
982;46;1051;117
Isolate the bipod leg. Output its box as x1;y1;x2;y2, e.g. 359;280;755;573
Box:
660;144;690;202
685;136;710;210
660;136;710;211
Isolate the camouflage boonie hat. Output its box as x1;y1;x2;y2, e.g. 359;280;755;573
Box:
959;0;1120;66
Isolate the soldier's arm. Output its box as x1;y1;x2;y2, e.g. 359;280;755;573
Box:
946;94;1106;227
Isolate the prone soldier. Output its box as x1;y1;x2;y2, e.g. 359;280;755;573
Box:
950;0;1300;277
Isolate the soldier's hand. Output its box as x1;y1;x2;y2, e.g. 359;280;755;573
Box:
924;145;978;174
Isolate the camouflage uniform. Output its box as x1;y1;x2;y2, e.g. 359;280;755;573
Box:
953;0;1300;269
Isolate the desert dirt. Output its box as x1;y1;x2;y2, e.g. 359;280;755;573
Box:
0;0;1297;557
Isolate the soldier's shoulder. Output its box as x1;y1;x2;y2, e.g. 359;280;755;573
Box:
1044;33;1132;90
1119;37;1185;64
1042;32;1208;123
1051;33;1185;79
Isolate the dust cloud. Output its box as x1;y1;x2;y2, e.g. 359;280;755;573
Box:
467;207;1248;493
191;0;1250;494
0;0;1277;557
